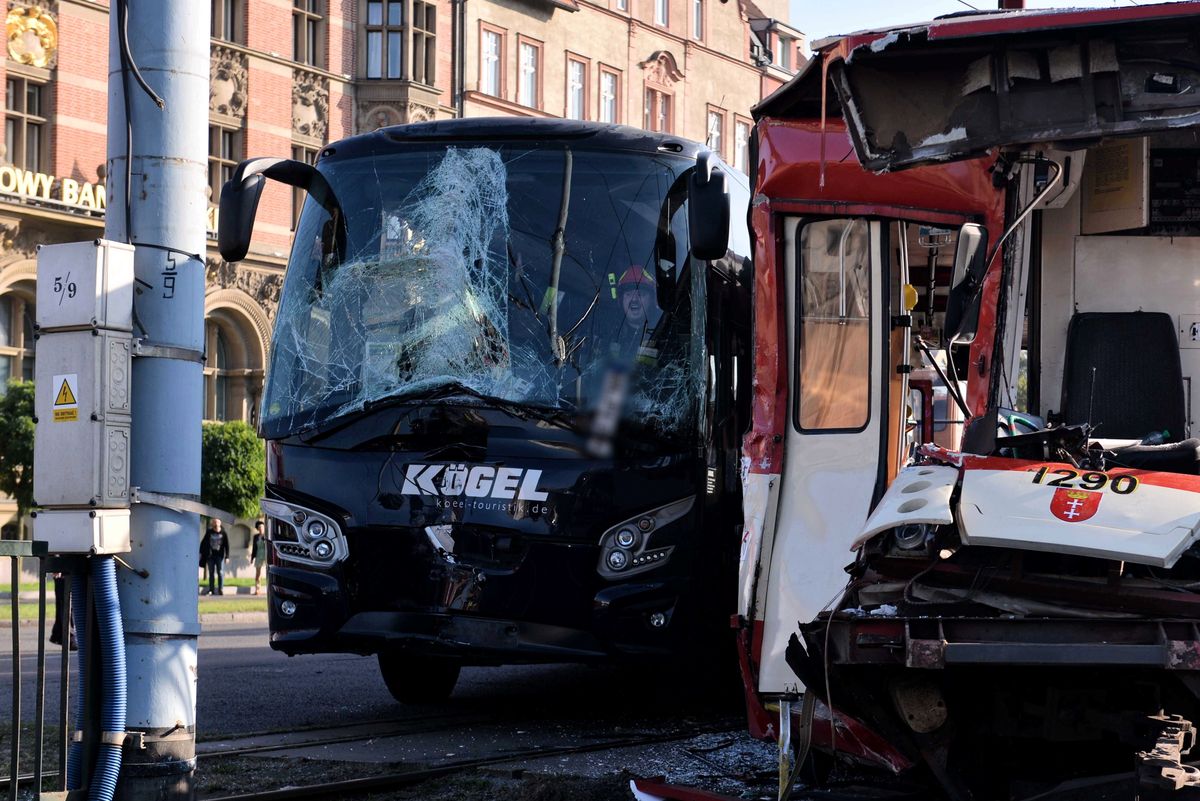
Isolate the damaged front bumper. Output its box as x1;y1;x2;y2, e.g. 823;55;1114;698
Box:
804;614;1200;673
267;563;688;662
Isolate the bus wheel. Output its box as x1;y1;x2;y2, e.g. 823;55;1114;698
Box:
377;652;461;703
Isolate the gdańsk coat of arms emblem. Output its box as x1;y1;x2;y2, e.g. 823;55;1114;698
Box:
1050;488;1102;523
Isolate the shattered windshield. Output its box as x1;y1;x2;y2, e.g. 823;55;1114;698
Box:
261;142;705;443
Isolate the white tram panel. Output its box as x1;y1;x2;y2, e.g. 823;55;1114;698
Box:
755;217;886;695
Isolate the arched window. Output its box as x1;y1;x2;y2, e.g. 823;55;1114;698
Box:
204;308;265;424
213;326;229;421
0;288;36;388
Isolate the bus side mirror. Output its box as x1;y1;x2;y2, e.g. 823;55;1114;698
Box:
219;157;330;263
218;171;266;263
943;222;988;346
689;152;730;261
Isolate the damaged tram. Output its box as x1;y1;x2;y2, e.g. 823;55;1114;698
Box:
731;4;1200;798
216;120;750;701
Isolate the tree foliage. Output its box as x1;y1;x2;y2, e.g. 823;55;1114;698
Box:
200;420;266;520
0;380;35;538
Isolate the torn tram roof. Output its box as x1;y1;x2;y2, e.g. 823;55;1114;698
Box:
755;1;1200;172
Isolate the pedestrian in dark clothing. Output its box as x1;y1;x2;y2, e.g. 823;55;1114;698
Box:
200;519;230;595
250;520;267;595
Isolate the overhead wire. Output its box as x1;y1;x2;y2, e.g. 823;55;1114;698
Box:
114;0;166;247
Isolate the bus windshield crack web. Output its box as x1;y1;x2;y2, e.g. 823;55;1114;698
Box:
265;146;702;441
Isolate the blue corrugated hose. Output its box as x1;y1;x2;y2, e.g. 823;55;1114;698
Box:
89;557;126;801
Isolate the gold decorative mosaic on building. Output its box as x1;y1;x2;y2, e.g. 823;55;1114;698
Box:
6;5;57;69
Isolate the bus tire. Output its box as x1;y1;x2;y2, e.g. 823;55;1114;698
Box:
377;652;461;703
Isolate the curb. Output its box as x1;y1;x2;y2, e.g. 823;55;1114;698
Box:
0;611;269;628
201;612;269;625
7;587;265;602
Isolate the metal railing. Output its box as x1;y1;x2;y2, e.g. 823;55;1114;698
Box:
0;540;74;801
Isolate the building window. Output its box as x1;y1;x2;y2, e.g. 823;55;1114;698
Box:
412;0;436;85
566;57;586;120
706;108;724;157
734;118;750;173
644;87;671;133
209;323;230;421
654;0;668;26
480;25;504;97
518;38;541;109
599;67;619;123
366;1;404;79
616;0;628;10
0;293;35;387
293;0;323;67
204;310;263;425
211;0;241;42
291;145;319;230
692;0;702;41
208;125;241;203
5;78;46;172
777;35;793;70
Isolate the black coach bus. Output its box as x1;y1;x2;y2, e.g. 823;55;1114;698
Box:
218;118;751;701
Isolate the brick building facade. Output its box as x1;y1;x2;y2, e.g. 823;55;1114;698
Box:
0;0;800;538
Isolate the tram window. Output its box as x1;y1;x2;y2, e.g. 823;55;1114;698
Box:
795;218;871;431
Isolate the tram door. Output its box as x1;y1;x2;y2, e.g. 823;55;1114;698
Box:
756;217;887;694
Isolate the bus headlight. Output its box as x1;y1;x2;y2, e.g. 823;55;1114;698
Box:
614;528;639;549
596;496;694;579
261;497;348;568
606;549;630;571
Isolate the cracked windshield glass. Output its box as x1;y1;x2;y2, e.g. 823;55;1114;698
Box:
261;143;704;442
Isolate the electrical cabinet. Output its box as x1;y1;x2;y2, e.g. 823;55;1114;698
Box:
33;330;132;507
34;509;130;555
35;240;134;331
33;240;134;553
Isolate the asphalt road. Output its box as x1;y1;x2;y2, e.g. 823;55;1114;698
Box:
195;619;743;737
0;616;746;742
0;618;770;797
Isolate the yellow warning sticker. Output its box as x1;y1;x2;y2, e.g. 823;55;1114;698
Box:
54;379;76;406
52;373;79;422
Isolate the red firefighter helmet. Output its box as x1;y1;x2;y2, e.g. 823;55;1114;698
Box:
617;265;656;290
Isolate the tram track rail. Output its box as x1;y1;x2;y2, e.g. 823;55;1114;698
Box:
200;722;744;801
196;710;487;760
0;710;485;792
4;714;744;798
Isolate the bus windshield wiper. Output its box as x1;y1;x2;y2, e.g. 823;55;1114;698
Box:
397;381;582;432
298;381;580;444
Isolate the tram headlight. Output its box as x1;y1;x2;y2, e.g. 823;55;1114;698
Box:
888;523;936;557
304;519;328;541
312;540;334;559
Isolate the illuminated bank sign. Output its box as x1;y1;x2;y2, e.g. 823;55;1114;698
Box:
0;165;106;212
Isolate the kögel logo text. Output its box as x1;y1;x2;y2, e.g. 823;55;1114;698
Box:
401;463;550;501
